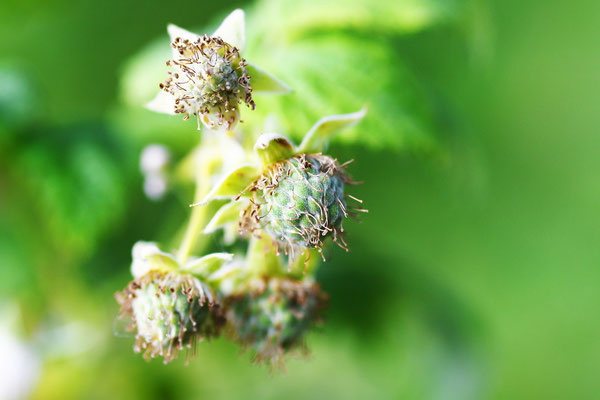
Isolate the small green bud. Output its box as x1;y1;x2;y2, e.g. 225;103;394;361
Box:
160;34;254;130
225;277;327;367
241;154;357;257
115;270;224;363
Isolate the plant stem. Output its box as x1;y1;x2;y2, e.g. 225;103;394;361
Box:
177;175;209;264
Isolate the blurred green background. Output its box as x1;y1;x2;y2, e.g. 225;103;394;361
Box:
1;0;599;399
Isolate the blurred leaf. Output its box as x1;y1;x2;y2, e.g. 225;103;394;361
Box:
0;65;38;131
0;221;36;297
119;40;170;110
116;0;461;151
245;35;438;150
251;0;466;38
13;125;129;257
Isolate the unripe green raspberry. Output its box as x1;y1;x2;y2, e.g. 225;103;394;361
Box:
160;34;254;130
241;154;352;256
225;277;327;367
115;270;223;363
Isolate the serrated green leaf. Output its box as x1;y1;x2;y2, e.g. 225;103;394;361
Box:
244;36;437;151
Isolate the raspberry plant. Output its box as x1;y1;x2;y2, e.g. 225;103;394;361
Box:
115;9;367;368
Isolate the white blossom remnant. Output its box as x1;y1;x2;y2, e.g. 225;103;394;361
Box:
146;9;290;131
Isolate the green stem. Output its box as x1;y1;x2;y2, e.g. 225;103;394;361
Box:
177;130;237;264
177;175;209;264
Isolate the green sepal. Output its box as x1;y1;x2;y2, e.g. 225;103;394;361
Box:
182;252;234;278
204;199;249;234
247;236;285;276
131;241;179;278
144;253;179;272
192;164;258;206
246;62;292;94
206;261;244;283
212;9;246;51
298;108;367;154
254;133;296;165
287;248;322;277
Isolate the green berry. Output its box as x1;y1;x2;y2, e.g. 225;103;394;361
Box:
242;154;351;256
225;277;327;367
115;270;223;363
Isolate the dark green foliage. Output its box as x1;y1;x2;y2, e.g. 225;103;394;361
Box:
11;125;129;258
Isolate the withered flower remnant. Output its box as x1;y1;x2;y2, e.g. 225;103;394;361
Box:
146;9;290;131
116;270;224;363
